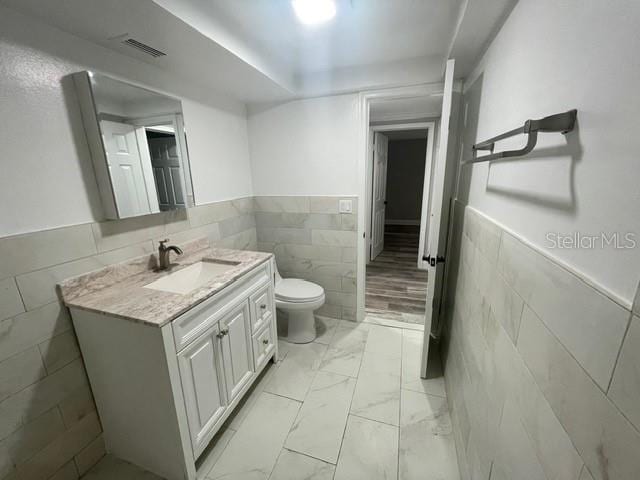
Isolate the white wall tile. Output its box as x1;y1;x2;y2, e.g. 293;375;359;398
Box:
57;388;96;428
15;411;100;480
518;306;640;480
308;197;339;214
0;279;24;321
487;270;524;343
0;225;97;280
463;207;501;265
49;461;79;480
273;244;342;262
491;399;547;480
499;232;630;389
632;281;640;317
219;214;256;237
0;347;45;403
311;230;356;247
91;215;164;253
0;302;71;363
73;434;105;476
608;315;640;431
254;196;310;213
580;466;596;480
15;243;154;311
38;332;80;374
2;407;66;466
214;228;257;250
0;359;89;439
257;227;312;245
487;310;584;480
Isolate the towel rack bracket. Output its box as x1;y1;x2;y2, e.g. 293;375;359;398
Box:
464;109;577;165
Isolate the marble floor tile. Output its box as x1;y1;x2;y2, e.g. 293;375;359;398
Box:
399;423;459;480
334;415;399;480
277;340;291;360
227;362;279;431
319;343;364;378
269;449;335;480
359;349;402;377
337;320;371;331
197;428;235;479
318;324;369;377
351;369;401;426
84;322;456;480
401;330;446;397
365;324;403;357
329;325;369;349
314;316;339;345
285;371;356;464
82;455;162;480
363;316;424;331
208;392;300;480
398;389;458;480
400;390;451;433
264;342;327;401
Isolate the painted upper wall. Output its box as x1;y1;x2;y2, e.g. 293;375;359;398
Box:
457;0;640;304
0;6;253;238
386;139;427;222
248;94;360;195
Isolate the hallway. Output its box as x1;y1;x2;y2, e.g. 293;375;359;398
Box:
365;226;428;325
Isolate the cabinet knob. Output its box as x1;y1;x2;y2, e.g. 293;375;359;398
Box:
262;338;269;345
217;328;229;338
260;304;267;310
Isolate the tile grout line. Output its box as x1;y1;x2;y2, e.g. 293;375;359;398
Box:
605;310;633;395
397;328;406;480
331;324;369;477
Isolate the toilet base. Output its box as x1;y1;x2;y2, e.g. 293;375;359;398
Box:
286;310;316;343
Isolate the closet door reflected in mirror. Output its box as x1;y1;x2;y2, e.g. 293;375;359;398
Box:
73;71;194;219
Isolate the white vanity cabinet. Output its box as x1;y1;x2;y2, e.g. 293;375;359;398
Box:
177;323;227;456
69;258;277;480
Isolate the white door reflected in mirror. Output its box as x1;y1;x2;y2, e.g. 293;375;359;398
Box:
73;71;194;220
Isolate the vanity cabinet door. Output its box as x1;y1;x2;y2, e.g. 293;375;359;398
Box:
219;302;254;402
177;324;226;458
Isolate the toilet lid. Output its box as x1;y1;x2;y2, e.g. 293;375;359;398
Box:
275;278;324;302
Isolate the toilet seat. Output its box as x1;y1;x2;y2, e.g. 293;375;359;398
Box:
275;278;324;303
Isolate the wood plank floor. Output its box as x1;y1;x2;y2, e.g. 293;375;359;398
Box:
365;226;427;325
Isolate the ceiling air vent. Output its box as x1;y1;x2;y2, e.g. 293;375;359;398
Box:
121;38;166;58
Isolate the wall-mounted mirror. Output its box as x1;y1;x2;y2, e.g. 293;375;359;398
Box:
73;71;194;219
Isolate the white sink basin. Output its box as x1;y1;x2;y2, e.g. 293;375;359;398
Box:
144;259;240;295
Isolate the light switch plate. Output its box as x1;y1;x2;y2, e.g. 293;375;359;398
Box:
339;199;353;214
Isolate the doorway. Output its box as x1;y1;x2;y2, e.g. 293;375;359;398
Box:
356;61;460;377
365;124;435;325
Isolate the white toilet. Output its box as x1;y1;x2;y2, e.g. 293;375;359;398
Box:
273;261;325;343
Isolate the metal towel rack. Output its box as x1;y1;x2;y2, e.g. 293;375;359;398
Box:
463;109;577;165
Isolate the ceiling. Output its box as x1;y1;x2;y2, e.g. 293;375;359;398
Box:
2;0;517;104
370;95;443;123
156;0;460;73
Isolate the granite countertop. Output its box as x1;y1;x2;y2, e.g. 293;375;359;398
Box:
59;238;273;327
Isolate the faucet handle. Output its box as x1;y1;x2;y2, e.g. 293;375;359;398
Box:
159;239;170;249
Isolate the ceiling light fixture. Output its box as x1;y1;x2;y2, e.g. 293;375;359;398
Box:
292;0;336;26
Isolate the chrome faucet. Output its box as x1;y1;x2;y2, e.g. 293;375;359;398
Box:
158;239;183;270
